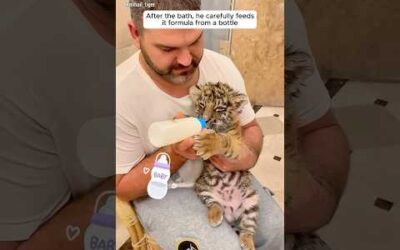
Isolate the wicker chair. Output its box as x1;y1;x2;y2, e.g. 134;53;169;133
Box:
116;197;160;250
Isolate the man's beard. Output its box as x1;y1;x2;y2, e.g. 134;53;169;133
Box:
141;48;202;85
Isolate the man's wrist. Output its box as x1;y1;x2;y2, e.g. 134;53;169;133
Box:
165;144;186;161
163;145;187;173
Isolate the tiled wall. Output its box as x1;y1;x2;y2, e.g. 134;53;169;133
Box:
231;0;284;106
297;0;400;81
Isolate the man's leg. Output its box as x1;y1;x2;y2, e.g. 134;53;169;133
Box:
134;187;242;250
251;176;284;250
134;177;284;250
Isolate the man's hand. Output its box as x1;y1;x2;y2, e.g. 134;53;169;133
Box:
170;138;197;161
117;112;203;201
209;120;263;172
210;154;248;172
209;148;254;172
170;111;198;161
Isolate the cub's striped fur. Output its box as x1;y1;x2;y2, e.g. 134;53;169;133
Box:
190;82;259;250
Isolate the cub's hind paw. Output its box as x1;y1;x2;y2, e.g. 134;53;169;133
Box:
240;232;255;250
208;203;224;227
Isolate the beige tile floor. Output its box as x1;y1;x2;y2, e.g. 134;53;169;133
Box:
252;106;285;209
318;81;400;250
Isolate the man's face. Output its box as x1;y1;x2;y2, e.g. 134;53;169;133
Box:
139;29;204;85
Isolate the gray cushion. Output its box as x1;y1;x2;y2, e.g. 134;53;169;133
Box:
134;176;284;250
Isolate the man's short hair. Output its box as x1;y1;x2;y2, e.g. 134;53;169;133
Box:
129;0;201;32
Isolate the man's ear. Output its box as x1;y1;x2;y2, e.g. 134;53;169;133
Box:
128;20;141;49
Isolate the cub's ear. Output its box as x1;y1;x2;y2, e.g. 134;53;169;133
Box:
189;84;202;101
231;91;248;111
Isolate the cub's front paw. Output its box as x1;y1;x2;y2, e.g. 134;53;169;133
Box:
193;130;220;160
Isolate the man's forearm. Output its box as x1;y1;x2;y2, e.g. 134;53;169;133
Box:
286;123;350;233
15;178;114;250
209;119;264;172
116;145;187;201
241;120;264;169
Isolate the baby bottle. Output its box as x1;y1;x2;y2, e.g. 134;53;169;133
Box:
147;153;171;200
84;192;115;250
148;117;206;147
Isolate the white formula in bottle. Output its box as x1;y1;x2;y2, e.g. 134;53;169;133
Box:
148;117;206;147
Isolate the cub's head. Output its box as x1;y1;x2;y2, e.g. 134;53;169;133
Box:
189;82;247;132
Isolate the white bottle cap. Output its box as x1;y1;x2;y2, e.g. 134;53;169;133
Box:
158;154;168;164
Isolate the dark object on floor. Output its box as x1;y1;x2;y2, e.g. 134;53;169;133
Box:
252;105;263;113
286;233;331;250
177;240;199;250
374;98;389;107
325;78;348;97
273;156;282;161
374;197;394;211
273;113;280;117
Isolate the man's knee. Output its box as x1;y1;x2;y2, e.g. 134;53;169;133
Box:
134;188;241;250
251;177;284;250
134;180;284;250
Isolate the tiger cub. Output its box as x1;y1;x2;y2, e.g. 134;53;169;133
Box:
190;82;259;250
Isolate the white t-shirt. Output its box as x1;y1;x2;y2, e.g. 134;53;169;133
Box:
285;0;331;126
0;0;114;240
116;49;256;186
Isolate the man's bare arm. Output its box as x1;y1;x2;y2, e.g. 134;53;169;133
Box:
0;242;19;250
116;138;198;201
0;178;114;250
285;109;351;233
210;119;264;172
